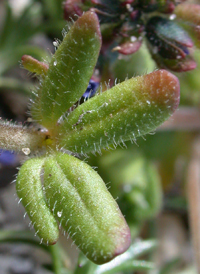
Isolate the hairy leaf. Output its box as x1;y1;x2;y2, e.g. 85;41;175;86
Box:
16;158;59;245
31;11;101;129
57;70;180;154
43;153;131;264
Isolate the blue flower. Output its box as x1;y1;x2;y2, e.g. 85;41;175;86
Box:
82;79;99;100
0;150;17;166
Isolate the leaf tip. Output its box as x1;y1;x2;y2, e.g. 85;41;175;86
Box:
21;55;48;75
77;11;102;42
113;224;131;257
144;69;180;114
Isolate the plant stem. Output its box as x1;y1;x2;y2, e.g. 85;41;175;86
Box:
49;244;63;274
0;121;46;153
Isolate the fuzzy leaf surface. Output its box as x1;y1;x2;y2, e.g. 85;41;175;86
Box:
57;70;180;154
31;11;101;129
16;158;59;245
43;153;131;264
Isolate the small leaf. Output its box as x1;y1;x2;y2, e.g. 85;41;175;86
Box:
21;55;49;76
43;153;131;264
16;158;59;245
57;70;180;154
112;40;142;55
31;11;101;129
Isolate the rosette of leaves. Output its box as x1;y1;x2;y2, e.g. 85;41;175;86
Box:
0;11;180;264
63;0;200;72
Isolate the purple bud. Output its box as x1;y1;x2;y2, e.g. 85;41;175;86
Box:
0;150;17;166
82;79;99;99
146;16;193;54
151;50;197;72
146;16;196;72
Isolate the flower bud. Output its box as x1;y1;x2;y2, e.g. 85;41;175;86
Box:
146;16;196;72
82;79;99;100
154;54;197;72
43;153;131;264
16;158;59;245
0;150;17;166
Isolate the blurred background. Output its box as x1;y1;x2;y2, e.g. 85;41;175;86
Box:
0;0;200;273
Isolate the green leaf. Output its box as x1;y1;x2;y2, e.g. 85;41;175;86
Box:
57;70;180;154
31;11;101;129
16;158;59;245
43;152;131;264
21;55;48;76
121;157;162;221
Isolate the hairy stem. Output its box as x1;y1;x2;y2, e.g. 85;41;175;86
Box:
0;121;46;153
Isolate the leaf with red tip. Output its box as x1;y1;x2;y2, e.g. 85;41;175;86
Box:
31;11;101;129
57;70;180;154
21;55;49;76
43;153;131;264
